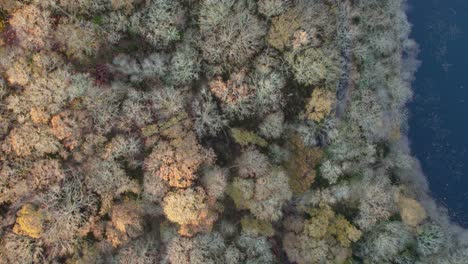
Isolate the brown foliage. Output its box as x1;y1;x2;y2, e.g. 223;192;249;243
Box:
283;205;361;264
50;110;91;150
145;119;215;188
303;88;335;122
106;201;145;247
267;9;301;51
163;187;218;237
0;161;30;204
209;70;253;105
3;123;61;157
8;5;51;50
286;135;324;195
30;159;65;190
30;107;49;124
398;195;427;227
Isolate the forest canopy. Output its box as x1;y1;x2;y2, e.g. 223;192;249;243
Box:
0;0;466;263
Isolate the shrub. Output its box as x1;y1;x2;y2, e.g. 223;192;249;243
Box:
285;47;339;87
230;128;268;147
354;175;397;230
114;236;159;264
169;43;201;85
200;165;228;199
1;53;32;87
83;158;140;214
143;170;169;203
4;123;61;157
0;162;30;204
291;122;319;147
319;160;342;185
303;88;335;122
227;177;255;210
101;134;142;162
258;0;291;18
258;111;284;139
236;147;270;178
8;5;51;50
36;175;98;258
50;109;92;151
119;88;156;128
267;9;301;51
283;230;327;264
162;187;218;236
283;205;361;264
54;18;102;62
13;204;45;239
417;223;447;257
241;215;275;237
0;75;6;98
5;63;76;118
141;111;190;140
29;159;65;190
398;196;427;227
107;201;145;247
358;221;414;263
150;86;186;119
166;232;226;264
198;0;267;73
37;0;110;15
192;87;227;137
0;232;44;264
285;135;323;195
228;165;292;222
130;0;185;49
208;70;255;119
145;128;215;188
250;70;286;115
438;248;468;264
248;168;292;221
83;81;127;133
112;53;168;83
232;234;274;264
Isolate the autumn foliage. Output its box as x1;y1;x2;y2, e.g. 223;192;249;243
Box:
0;0;462;263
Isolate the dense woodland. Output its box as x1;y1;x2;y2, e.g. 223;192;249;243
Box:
0;0;467;263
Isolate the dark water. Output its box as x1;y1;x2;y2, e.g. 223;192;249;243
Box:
408;0;468;227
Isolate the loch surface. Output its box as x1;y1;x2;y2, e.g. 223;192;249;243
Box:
408;0;468;227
